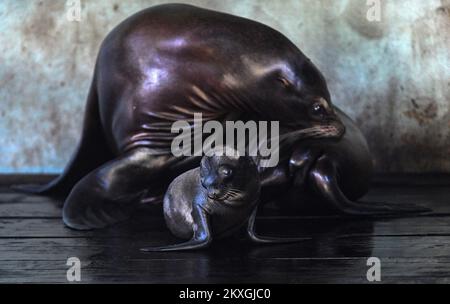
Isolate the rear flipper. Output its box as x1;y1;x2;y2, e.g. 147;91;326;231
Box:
140;238;211;252
246;207;311;243
309;155;431;216
141;205;212;252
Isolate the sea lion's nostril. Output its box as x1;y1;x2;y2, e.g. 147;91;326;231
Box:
208;188;220;199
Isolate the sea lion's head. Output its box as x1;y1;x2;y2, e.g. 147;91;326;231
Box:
199;152;260;205
237;46;346;142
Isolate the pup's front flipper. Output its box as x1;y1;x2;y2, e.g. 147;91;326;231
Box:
141;205;212;252
309;155;431;216
141;238;211;252
246;208;310;244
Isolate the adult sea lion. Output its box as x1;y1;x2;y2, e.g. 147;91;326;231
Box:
142;153;306;251
15;4;424;229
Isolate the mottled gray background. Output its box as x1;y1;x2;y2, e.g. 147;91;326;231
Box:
0;0;449;173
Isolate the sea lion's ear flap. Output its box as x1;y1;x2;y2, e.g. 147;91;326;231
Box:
200;155;213;174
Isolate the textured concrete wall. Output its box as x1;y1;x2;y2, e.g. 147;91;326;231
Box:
0;0;449;173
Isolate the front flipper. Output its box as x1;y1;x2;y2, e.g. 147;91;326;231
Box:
247;207;310;244
140;239;211;252
141;205;212;252
309;155;430;216
62;148;179;230
289;144;323;186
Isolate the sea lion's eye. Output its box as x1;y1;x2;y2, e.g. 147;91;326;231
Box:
218;165;233;178
311;103;327;117
277;77;291;88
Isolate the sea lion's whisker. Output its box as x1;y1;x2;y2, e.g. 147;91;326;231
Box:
277;124;342;142
227;189;240;195
217;189;231;200
227;189;243;195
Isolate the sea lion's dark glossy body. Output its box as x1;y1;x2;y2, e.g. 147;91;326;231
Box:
142;155;307;251
15;4;426;229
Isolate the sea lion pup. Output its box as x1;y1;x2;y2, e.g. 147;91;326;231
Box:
142;152;306;251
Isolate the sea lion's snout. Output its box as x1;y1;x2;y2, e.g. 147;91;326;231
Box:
207;188;222;200
324;120;346;138
308;97;346;139
283;98;346;142
200;179;222;200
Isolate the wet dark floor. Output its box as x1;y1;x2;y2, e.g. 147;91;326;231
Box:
0;175;449;283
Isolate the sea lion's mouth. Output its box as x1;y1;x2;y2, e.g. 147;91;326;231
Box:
207;193;220;200
281;121;345;142
208;193;229;202
310;123;346;139
207;188;247;205
207;191;228;201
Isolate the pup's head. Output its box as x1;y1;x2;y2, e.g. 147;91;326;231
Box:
199;149;259;204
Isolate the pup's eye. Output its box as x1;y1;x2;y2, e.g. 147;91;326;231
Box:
218;166;233;177
277;77;291;88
